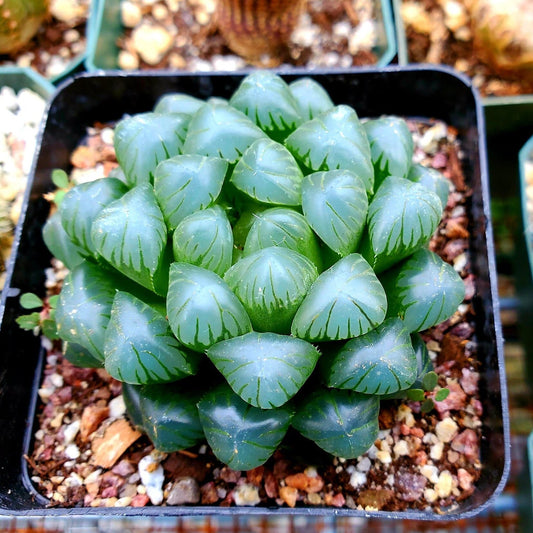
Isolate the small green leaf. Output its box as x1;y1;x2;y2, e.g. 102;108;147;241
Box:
284;105;374;195
51;169;69;189
15;312;41;331
288;78;334;120
380;248;465;332
435;388;450;402
291;253;387;342
123;382;204;452
154;154;228;231
48;295;59;308
243;207;323;271
91;184;169;295
197;383;293;470
114;112;189;187
421;398;435;413
172;205;233;276
422;371;439;392
42;318;59;340
167;262;252;352
20;293;43;309
104;291;200;384
229;71;303;141
183;102;266;164
292;387;379;459
364;116;414;189
359;176;443;273
323;317;418;395
207;332;321;409
407;389;426;401
224;247;318;333
230;138;304;206
301;169;368;256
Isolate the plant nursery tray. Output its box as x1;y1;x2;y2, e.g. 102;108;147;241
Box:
0;66;509;519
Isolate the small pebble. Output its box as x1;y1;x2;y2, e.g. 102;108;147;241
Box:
138;455;165;506
233;483;261;506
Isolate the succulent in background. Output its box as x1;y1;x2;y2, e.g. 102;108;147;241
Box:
216;0;307;66
467;0;533;80
0;0;49;55
27;71;466;471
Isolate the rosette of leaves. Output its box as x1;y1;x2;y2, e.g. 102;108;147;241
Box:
32;72;468;471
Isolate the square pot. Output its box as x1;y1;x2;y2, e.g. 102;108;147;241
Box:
0;66;509;518
85;0;396;72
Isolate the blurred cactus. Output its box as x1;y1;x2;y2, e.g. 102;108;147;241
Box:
0;0;50;55
467;0;533;80
216;0;307;66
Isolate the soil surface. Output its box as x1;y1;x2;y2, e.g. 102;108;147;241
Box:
26;116;484;513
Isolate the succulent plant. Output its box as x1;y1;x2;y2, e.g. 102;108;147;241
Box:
0;0;49;55
29;71;465;471
216;0;307;66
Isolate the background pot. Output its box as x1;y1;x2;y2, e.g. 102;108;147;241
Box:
85;0;396;71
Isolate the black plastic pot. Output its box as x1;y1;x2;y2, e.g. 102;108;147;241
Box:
0;66;509;519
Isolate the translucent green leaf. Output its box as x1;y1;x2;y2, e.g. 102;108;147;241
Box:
153;93;204;116
291;253;387;342
59;178;128;257
63;341;103;368
324;317;418;395
407;163;449;208
380;248;465;331
284;105;374;195
42;318;59;340
206;332;320;409
114;112;189;187
229;71;303;141
172;205;233;276
123;381;204;452
230;138;304;206
292;387;379;459
104;291;200;384
359;176;443;273
42;211;86;270
91;184;169;295
183;102;266;164
197;383;293;470
224;247;318;333
20;293;43;309
55;261;120;361
154;154;228;231
167;262;252;352
243;207;322;271
301;169;368;256
288;78;334;120
363;116;414;189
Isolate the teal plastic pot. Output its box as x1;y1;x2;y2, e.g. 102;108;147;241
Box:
85;0;396;71
0;66;55;98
